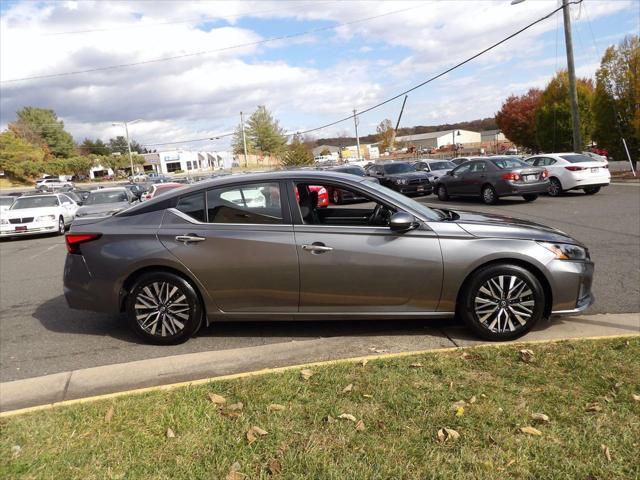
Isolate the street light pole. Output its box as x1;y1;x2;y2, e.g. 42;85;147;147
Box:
112;119;142;178
240;111;248;167
353;109;361;161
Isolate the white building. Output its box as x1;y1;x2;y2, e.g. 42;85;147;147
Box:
143;150;234;174
395;129;481;149
480;129;507;143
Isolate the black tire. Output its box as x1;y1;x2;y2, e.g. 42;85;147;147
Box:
437;184;449;201
126;271;203;345
548;177;563;197
57;216;65;235
583;186;600;195
522;194;538;202
481;184;498;205
458;264;545;341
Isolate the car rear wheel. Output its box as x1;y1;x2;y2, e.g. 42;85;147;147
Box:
57;216;65;235
126;272;203;345
522;194;538;202
459;264;544;341
481;185;498;205
583;186;601;195
548;177;563;197
437;185;449;201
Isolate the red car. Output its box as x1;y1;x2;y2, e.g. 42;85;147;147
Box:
295;185;329;208
142;182;184;201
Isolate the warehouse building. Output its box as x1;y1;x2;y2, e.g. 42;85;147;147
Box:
395;129;481;149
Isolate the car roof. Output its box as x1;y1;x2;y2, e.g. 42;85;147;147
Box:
17;193;59;199
89;187;128;192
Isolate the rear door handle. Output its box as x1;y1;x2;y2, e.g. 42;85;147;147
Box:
175;234;206;244
302;243;333;254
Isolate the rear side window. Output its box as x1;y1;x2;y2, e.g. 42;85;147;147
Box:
176;192;206;222
206;182;283;224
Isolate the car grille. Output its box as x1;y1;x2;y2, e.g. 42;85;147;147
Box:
408;178;428;185
9;217;34;224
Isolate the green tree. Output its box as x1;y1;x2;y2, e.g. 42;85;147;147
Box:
592;35;639;166
320;147;331;156
535;71;594;152
108;136;130;155
0;130;47;180
64;156;95;178
246;106;286;156
282;134;314;167
231;123;254;156
11;107;75;158
376;119;395;152
79;138;108;155
495;88;542;151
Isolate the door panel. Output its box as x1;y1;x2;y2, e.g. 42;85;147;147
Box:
159;210;299;312
294;225;443;312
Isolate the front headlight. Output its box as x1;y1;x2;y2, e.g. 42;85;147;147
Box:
35;215;56;222
0;218;9;225
538;242;589;261
395;178;408;185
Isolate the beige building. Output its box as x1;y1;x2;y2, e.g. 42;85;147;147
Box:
395;129;481;149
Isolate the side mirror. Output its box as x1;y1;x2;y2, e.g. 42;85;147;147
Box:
389;211;417;232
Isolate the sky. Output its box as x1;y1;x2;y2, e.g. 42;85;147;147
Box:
0;0;637;152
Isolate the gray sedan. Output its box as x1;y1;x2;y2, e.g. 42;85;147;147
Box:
75;187;136;218
435;157;549;204
63;171;593;344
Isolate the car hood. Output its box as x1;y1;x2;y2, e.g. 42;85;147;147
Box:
77;202;129;216
386;171;431;180
446;209;581;245
1;206;60;218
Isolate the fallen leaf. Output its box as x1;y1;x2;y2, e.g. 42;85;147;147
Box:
246;426;268;444
208;393;227;405
360;359;368;367
505;459;516;468
437;427;460;442
601;444;612;462
11;445;21;459
268;404;286;412
461;352;471;359
221;411;242;419
368;348;388;354
355;420;366;431
480;393;487;399
268;459;282;475
409;362;423;368
104;406;114;423
227;402;244;412
338;413;357;422
614;381;623;390
166;427;175;438
323;415;335;424
585;403;602;412
363;394;373;399
468;395;477;404
455;407;465;417
226;463;245;480
531;412;550;423
451;400;467;411
342;383;353;394
632;393;640;402
519;349;535;363
300;369;314;380
519;426;542;436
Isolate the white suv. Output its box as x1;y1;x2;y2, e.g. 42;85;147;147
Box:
0;193;79;238
35;178;74;192
525;152;610;196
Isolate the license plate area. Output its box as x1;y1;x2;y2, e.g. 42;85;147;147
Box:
15;226;27;233
591;167;599;173
417;186;424;191
523;174;538;182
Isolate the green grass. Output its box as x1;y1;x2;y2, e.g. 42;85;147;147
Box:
2;338;639;479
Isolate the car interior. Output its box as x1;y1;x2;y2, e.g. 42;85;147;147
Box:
296;182;395;227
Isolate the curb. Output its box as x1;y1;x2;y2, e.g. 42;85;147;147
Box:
2;331;638;418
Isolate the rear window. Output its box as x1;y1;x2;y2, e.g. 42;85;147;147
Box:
491;158;529;169
559;154;594;163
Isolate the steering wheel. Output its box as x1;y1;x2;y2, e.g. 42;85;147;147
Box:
370;203;391;226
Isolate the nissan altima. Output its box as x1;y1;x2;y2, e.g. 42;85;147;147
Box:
63;171;594;345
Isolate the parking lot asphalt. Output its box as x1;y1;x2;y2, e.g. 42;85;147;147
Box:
1;184;638;382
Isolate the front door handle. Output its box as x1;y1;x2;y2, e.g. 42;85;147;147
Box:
302;243;333;254
175;234;206;244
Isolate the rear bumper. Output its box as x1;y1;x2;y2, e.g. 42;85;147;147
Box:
497;180;549;196
63;253;119;313
564;173;611;190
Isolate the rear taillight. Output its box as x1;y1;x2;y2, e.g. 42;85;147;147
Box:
502;172;521;181
565;166;586;171
65;233;101;254
542;169;549;178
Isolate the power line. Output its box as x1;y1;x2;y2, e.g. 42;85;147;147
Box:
290;0;584;137
1;4;426;84
141;132;235;147
41;1;336;36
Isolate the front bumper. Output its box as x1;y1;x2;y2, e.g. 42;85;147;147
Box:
0;221;58;237
548;259;595;314
394;183;433;195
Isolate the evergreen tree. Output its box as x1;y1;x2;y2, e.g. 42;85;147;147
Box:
11;107;75;158
282;134;314;167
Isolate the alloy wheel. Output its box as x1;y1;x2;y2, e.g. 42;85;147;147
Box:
134;282;190;337
473;275;534;333
548;178;562;196
482;186;496;204
58;218;65;235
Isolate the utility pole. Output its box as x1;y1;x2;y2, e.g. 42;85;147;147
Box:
353;109;361;161
392;95;408;153
112;119;142;178
562;0;582;152
240;111;248;167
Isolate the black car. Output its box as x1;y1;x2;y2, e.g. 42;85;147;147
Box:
366;162;433;196
326;165;378;204
124;184;147;200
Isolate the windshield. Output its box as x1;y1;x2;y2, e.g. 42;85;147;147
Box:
11;196;58;209
365;181;441;221
85;191;128;205
383;163;415;174
0;197;15;207
429;161;455;170
491;158;529;169
335;167;365;176
560;154;594;163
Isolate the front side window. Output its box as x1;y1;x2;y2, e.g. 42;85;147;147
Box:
207;182;283;224
176;192;206;222
452;163;472;175
469;162;487;173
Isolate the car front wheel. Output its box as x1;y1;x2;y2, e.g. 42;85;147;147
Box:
458;264;544;341
57;216;65;235
126;272;203;345
437;185;449;201
481;185;498;205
